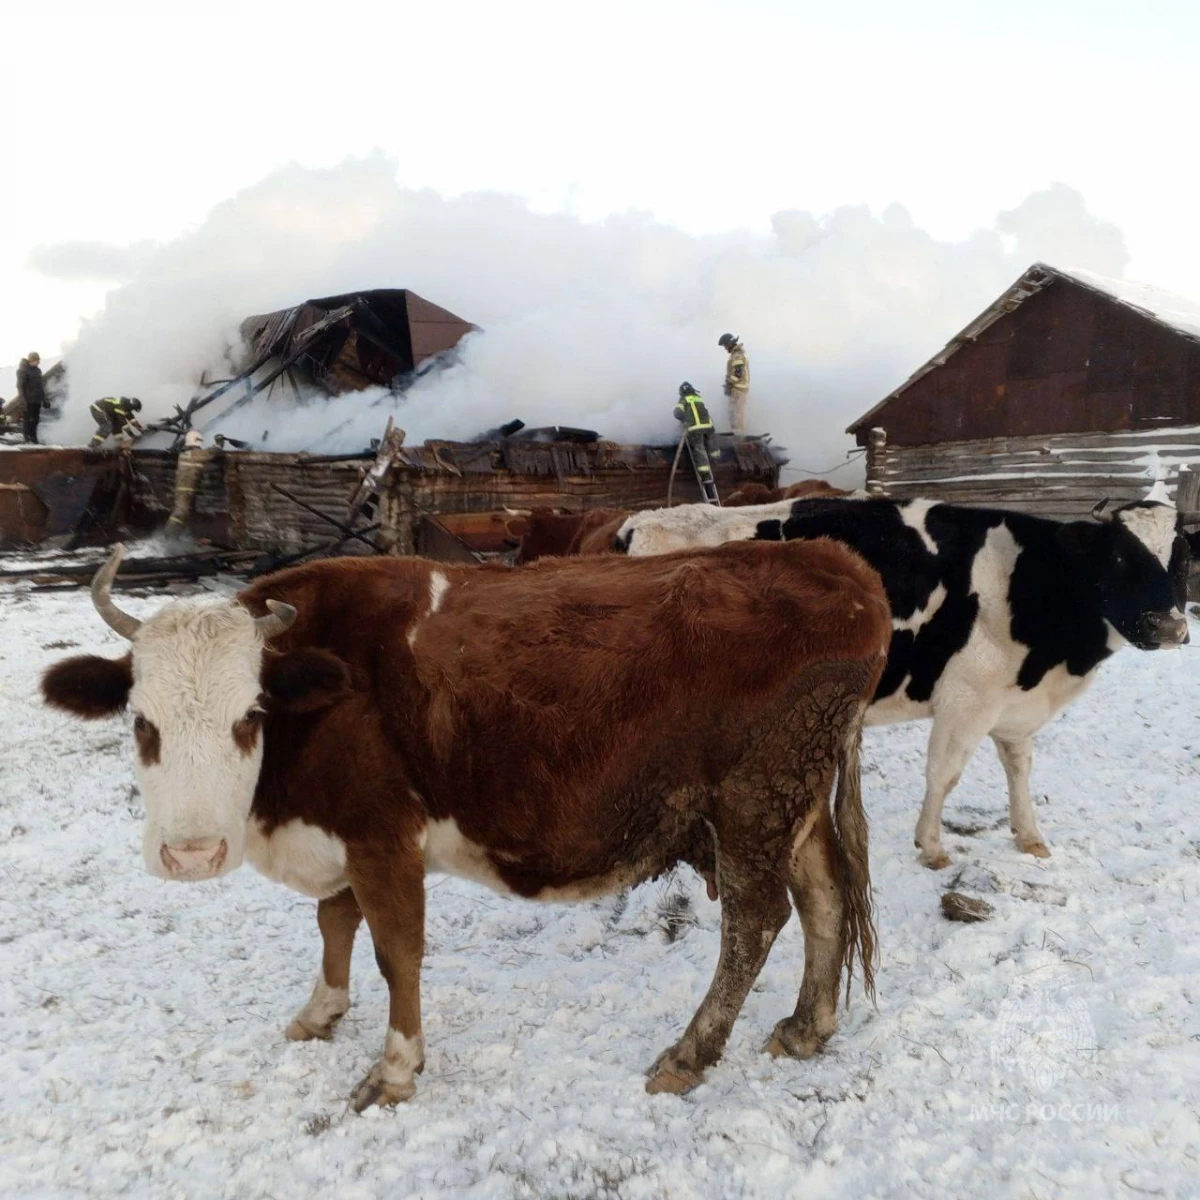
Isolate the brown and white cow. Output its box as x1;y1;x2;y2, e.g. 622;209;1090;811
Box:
42;540;889;1109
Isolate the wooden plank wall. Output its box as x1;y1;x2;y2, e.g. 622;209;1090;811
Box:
128;449;777;557
128;453;372;553
382;458;761;555
865;426;1200;519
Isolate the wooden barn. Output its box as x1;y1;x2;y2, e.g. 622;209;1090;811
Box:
1;279;779;561
848;263;1200;518
0;432;779;559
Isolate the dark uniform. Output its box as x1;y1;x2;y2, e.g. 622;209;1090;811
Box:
89;397;142;447
673;385;719;484
16;357;46;444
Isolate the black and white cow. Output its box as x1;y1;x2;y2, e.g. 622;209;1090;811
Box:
615;492;1193;868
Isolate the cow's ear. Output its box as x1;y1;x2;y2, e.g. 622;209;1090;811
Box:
262;647;352;714
42;654;133;719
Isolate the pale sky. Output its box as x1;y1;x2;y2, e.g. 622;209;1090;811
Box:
3;0;1199;364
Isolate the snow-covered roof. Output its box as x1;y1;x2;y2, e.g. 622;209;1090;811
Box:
1060;266;1200;341
847;263;1200;434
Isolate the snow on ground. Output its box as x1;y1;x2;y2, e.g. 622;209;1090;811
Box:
2;576;1199;1200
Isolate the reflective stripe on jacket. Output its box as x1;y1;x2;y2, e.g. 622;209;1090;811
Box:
91;396;135;418
673;394;714;431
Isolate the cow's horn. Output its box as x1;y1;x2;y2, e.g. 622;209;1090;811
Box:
502;507;532;517
255;600;297;639
1091;499;1114;523
91;544;143;639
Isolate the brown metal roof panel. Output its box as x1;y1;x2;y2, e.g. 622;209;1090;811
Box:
405;291;478;364
846;263;1059;435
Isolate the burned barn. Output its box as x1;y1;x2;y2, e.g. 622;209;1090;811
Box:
1;431;779;560
239;289;477;396
145;289;478;445
122;430;779;562
848;263;1200;517
1;284;781;561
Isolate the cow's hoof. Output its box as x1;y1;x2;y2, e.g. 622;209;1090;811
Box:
285;986;350;1042
285;1016;336;1042
645;1049;704;1095
350;1064;416;1112
919;848;952;870
764;1017;829;1060
1018;839;1051;859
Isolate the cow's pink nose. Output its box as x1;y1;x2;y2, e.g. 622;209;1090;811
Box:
160;839;228;878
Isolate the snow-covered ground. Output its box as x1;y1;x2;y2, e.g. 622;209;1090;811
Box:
2;575;1199;1199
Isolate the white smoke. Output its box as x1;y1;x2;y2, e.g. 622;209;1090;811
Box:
25;240;158;284
34;154;1131;479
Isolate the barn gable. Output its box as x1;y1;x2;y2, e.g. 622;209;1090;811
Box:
848;263;1200;448
848;264;1200;519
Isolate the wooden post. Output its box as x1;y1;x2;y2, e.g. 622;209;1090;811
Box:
1175;463;1200;516
866;428;887;496
1176;465;1200;605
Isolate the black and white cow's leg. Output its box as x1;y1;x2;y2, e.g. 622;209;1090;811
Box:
765;806;844;1060
914;706;997;869
286;887;363;1042
992;733;1049;858
646;842;792;1095
347;848;427;1110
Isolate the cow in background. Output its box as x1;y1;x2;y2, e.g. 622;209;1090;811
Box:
43;540;889;1107
513;507;629;563
615;493;1192;868
724;480;853;507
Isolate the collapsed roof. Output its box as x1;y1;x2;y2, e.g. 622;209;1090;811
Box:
239;289;477;395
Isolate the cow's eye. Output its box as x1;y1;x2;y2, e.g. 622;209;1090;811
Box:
133;714;147;733
243;707;263;723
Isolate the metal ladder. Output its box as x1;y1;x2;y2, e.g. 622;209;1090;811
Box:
686;440;722;506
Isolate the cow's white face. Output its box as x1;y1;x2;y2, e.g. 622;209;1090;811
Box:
129;601;269;881
39;546;356;885
1109;500;1178;570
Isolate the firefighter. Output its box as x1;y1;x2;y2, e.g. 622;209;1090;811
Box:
89;396;143;448
718;332;750;435
673;382;720;492
15;351;47;444
165;429;212;539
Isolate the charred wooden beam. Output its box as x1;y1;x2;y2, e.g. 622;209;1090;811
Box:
1;547;261;588
269;483;382;552
244;523;382;578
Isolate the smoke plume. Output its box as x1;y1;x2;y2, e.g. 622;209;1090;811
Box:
35;154;1130;479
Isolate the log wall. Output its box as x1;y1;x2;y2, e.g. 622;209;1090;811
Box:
126;439;779;558
380;457;763;555
864;426;1200;519
127;452;373;553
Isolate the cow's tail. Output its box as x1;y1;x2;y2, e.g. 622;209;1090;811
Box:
832;700;877;1005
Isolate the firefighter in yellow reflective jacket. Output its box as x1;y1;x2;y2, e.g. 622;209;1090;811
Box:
89;396;143;448
673;382;720;483
718;333;749;435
